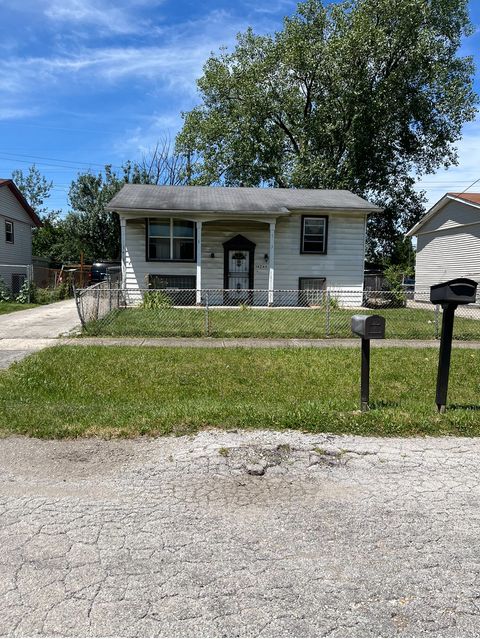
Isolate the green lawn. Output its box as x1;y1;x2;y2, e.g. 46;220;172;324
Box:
0;302;38;315
1;345;480;438
83;306;480;340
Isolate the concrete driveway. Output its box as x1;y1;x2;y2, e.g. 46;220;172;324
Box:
0;299;80;368
1;430;480;637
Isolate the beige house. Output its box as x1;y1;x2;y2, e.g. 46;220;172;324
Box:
0;179;41;293
407;192;480;293
106;185;380;305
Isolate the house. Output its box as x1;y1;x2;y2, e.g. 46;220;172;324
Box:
106;185;380;306
0;179;41;294
406;192;480;294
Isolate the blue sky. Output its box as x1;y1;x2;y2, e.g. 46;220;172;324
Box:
0;0;479;213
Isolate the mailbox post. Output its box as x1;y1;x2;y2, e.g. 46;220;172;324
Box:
430;278;478;413
351;315;386;411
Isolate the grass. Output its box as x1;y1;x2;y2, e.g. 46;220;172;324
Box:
83;306;480;340
0;301;38;315
1;345;480;438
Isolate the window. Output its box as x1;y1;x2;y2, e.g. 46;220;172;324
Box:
5;220;14;244
298;277;326;306
147;218;195;261
301;215;327;254
11;274;26;295
148;274;196;289
148;274;196;306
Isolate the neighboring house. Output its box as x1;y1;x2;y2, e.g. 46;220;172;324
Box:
407;192;480;293
0;179;41;294
106;185;380;306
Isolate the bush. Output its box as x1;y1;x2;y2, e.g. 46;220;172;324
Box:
0;277;11;302
29;281;72;305
141;290;173;310
16;280;32;304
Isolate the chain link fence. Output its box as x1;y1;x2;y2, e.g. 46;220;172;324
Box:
73;286;480;340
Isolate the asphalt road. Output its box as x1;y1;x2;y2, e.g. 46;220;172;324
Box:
1;430;480;637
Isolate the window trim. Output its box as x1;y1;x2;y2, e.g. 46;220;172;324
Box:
300;215;328;255
146;218;196;263
5;220;14;244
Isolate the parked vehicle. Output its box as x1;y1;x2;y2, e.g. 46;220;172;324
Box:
89;262;121;284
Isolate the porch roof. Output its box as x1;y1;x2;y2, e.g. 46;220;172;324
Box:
107;184;381;215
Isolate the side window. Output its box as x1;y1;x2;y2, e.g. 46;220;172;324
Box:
301;216;327;254
5;220;14;244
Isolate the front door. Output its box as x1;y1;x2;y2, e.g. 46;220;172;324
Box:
228;250;249;301
223;234;256;304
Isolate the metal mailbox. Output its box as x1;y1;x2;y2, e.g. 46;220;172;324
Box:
351;314;386;412
430;278;477;307
430;277;478;413
351;314;386;340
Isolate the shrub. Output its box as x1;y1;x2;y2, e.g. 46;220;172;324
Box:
16;280;33;304
141;290;173;309
0;277;11;302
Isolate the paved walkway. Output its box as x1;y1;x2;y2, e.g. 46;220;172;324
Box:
1;430;480;636
0;300;80;368
60;336;480;349
3;331;480;370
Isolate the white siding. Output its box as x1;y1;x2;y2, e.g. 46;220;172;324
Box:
0;185;33;289
123;212;366;305
415;200;480;292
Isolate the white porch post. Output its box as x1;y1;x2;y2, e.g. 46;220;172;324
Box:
268;221;276;306
120;217;126;289
196;220;202;305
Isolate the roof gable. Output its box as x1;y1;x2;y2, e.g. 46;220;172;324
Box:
406;193;480;237
0;179;42;227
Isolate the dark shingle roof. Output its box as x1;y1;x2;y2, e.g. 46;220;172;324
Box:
106;184;380;214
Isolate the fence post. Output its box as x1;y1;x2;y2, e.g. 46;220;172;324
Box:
435;304;440;340
326;289;331;337
205;290;210;337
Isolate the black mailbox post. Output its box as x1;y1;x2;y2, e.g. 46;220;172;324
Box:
430;278;477;413
351;314;386;411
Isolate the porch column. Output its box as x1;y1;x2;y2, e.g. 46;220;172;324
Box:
268;221;276;306
120;217;126;289
196;220;202;304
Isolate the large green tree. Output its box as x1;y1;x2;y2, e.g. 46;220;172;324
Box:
177;0;477;261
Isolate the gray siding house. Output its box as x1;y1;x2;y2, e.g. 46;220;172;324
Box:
407;192;480;293
107;185;380;305
0;179;41;293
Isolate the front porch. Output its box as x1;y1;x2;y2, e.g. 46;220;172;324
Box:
120;216;280;305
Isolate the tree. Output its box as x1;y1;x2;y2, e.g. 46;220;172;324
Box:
12;165;64;260
177;0;477;262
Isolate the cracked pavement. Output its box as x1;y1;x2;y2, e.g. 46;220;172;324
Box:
1;430;480;637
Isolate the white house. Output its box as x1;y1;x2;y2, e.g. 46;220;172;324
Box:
0;179;41;294
106;185;380;306
407;192;480;293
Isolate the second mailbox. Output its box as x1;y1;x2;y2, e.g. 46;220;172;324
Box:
430;277;477;306
351;314;386;340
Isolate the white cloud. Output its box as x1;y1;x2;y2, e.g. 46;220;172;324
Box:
41;0;164;36
0;43;212;96
0;8;247;119
0;106;40;120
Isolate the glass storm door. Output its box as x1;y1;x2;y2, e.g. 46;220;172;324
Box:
228;250;249;301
